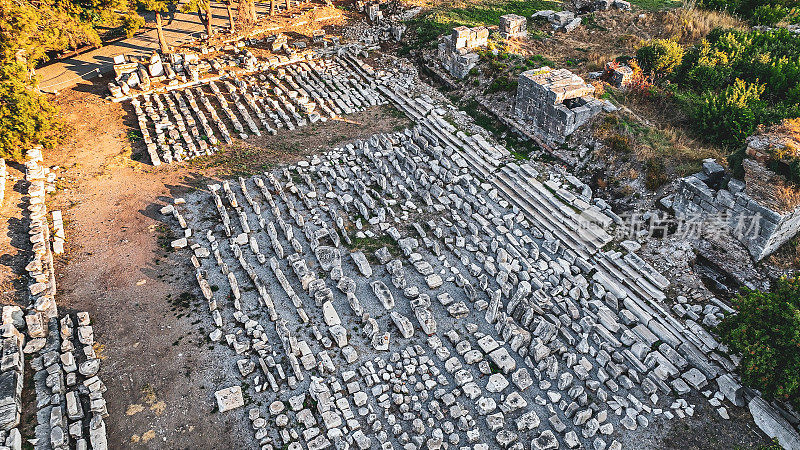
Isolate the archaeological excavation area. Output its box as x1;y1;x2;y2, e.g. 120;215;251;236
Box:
3;0;800;449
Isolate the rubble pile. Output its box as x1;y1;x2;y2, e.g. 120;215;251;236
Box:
153;51;800;450
573;0;632;12
514;67;608;145
437;26;489;79
128;55;384;165
533;10;583;33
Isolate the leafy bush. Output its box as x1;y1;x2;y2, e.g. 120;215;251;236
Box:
693;78;765;147
636;39;684;77
697;0;798;25
674;28;800;151
485;75;518;94
751;3;790;25
718;276;800;409
0;68;63;161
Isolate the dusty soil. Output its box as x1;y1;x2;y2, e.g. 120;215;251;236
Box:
622;392;774;449
0;161;29;307
36;79;241;448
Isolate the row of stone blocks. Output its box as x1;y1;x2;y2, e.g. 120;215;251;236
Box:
130;56;383;166
671;159;800;260
14;147;111;450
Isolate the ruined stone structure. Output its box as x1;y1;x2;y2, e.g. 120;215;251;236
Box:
606;62;634;88
671;156;800;261
0;158;5;207
437;26;489;79
499;14;527;38
514;67;605;145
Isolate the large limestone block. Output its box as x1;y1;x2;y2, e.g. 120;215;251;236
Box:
215;386;245;412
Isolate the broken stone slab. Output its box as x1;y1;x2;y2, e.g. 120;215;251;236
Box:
371;280;395;310
749;396;800;450
215;386;245;412
716;374;745;407
390;312;414;339
351;251;372;277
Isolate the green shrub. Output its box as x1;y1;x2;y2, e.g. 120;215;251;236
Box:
693;78;765;147
485;75;518;94
675;28;800;154
644;158;669;189
697;0;798;25
718;276;800;409
636;39;684;78
751;4;790;25
0;68;63;161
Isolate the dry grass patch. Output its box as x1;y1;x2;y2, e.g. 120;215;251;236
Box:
661;6;746;44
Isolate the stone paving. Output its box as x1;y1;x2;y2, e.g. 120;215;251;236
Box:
158;52;755;450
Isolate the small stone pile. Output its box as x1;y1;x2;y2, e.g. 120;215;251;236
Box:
533;10;583;33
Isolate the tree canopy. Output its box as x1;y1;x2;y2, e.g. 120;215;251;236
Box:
0;0;140;160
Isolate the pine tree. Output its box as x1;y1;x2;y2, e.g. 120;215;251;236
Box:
0;0;130;160
138;0;179;54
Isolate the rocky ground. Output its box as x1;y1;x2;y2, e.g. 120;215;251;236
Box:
1;2;797;450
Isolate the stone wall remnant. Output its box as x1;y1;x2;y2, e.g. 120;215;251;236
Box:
437;26;489;79
670;157;800;261
513;67;605;145
499;14;527;38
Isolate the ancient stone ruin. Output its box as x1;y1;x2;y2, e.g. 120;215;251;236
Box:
514;67;607;145
437;26;489;79
499;14;527;39
7;147;112;450
670;131;800;260
138;49;800;450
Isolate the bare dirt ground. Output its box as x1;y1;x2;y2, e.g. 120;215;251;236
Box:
0;162;29;307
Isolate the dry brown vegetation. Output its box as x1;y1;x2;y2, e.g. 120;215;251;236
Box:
661;6;746;44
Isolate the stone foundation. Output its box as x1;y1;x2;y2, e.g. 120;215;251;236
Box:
670;159;800;261
513;67;605;145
